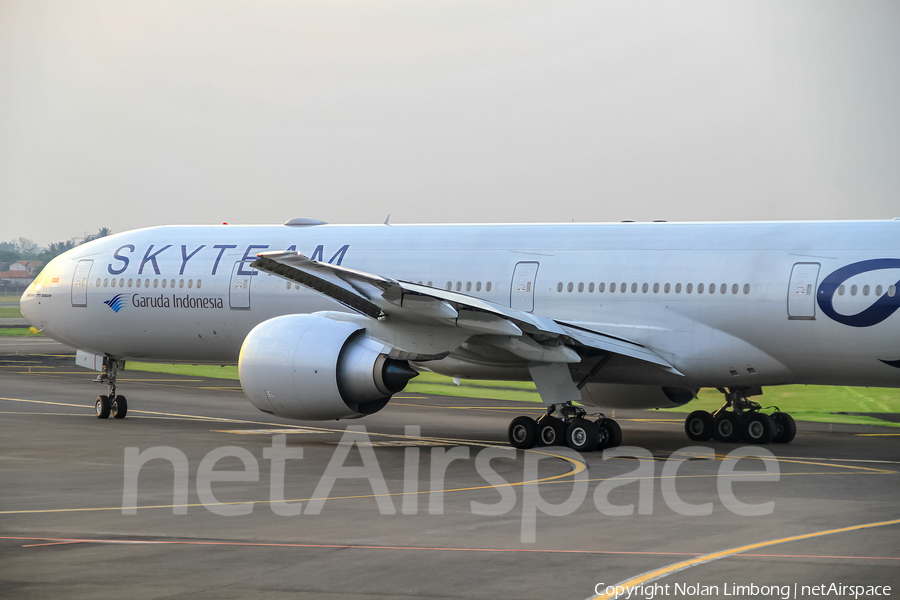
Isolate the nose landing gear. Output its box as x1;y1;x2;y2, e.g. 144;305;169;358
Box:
93;356;128;419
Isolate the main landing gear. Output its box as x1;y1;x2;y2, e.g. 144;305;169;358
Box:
508;402;622;453
684;388;796;444
93;356;127;420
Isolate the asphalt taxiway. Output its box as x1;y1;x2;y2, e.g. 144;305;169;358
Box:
1;338;898;600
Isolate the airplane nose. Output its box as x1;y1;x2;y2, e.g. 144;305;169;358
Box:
20;276;42;329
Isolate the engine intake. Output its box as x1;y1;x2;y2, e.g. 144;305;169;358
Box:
239;314;417;420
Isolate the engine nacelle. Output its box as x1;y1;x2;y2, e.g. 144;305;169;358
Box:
580;383;698;409
239;314;417;420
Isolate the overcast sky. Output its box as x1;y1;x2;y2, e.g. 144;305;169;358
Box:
1;1;898;246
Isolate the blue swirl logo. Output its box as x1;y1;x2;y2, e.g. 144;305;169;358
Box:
817;259;900;327
104;294;128;313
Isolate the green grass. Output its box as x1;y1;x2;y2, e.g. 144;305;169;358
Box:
0;327;42;337
0;307;22;318
128;361;239;380
0;294;23;303
659;386;900;427
121;362;900;426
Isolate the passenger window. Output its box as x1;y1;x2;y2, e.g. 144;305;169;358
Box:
610;282;617;293
486;282;492;292
653;283;660;293
96;278;101;287
456;282;462;291
838;284;845;295
598;282;605;293
641;283;648;293
557;282;563;292
162;279;167;288
675;283;682;293
128;279;133;287
153;279;159;288
721;283;728;294
863;285;870;296
889;285;896;297
732;284;738;294
567;282;574;292
188;280;193;289
179;279;185;288
111;278;116;288
286;281;291;290
103;278;109;287
621;282;626;293
664;283;670;293
875;285;882;296
687;283;693;293
850;285;857;296
588;282;594;293
446;282;452;291
427;281;433;287
709;283;715;294
631;283;637;293
697;283;704;293
476;282;482;292
466;281;472;292
196;279;202;289
577;282;584;293
743;284;750;294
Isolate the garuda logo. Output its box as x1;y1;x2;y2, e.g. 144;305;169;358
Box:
104;294;127;313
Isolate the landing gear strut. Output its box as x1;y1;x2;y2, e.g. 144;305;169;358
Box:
508;402;622;452
94;356;127;420
684;388;795;444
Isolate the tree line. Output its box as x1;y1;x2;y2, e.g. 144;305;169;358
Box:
0;228;112;274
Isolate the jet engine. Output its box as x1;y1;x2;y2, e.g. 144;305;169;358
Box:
239;314;418;420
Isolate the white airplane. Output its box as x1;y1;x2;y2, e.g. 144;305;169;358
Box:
20;218;900;451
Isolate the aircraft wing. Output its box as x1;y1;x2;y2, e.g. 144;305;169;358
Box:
251;251;681;374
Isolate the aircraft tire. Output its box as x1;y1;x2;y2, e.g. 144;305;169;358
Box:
772;412;797;444
743;413;776;444
597;418;622;450
712;412;743;442
112;396;128;419
96;395;111;419
685;410;714;441
567;418;599;452
509;416;538;450
536;415;566;447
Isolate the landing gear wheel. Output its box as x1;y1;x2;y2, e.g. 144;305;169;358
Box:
95;395;111;419
772;412;797;444
566;417;600;452
597;418;622;450
536;415;566;447
713;412;743;442
508;416;538;449
685;410;714;441
111;396;128;419
743;413;776;444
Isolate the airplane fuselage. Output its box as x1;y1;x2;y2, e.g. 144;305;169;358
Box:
21;220;900;393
